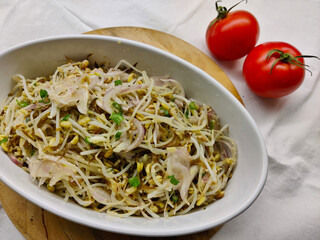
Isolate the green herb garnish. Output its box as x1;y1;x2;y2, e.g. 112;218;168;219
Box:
84;137;91;144
161;107;170;117
0;137;8;145
114;80;122;86
115;131;122;140
171;194;179;202
128;176;140;187
189;101;196;110
184;109;189;119
112;102;122;113
39;89;50;103
168;175;180;185
61;114;71;121
209;120;214;130
16;99;29;107
30;149;35;156
109;112;124;125
40;89;48;98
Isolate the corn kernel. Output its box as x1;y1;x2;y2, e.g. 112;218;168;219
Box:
60;120;72;128
160;102;170;111
103;159;112;168
145;164;152;175
217;191;225;199
106;77;113;83
81;75;89;84
136;112;144;121
150;205;158;213
81;60;89;69
1;144;9;152
145;108;155;114
78;116;91;126
197;135;208;142
88;124;99;131
111;182;117;192
19;109;28;115
157;202;164;208
167;147;176;153
0;135;7;141
47;185;55;192
148;179;155;186
175;131;184;140
70;135;79;145
127;73;135;82
137;162;143;173
164;92;173;99
169;107;176;116
224;158;234;165
104;149;113;158
137;80;143;84
214;153;220;161
126;187;137;195
144;122;151;129
48;137;56;146
187;143;192;153
196;196;206;206
156;175;163;183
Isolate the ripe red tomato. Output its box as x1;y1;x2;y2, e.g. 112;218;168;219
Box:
242;42;308;98
206;1;259;60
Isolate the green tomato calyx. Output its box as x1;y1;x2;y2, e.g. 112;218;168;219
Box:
266;49;320;75
209;0;248;28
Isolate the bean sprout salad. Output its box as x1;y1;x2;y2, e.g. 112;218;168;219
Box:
0;59;237;218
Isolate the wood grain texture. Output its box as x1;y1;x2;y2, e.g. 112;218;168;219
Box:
85;27;242;103
0;27;240;240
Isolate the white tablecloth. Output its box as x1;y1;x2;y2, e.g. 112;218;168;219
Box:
0;0;319;239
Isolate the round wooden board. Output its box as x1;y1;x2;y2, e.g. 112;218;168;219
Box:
0;27;241;240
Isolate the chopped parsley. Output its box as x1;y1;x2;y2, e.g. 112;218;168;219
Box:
189;101;196;110
114;80;122;86
0;137;8;145
61;114;71;121
112;102;122;113
184;109;189;119
40;89;48;99
128;176;140;187
109;112;124;125
39;89;50;103
209;120;214;130
115;131;122;140
168;175;180;185
84;137;91;144
161;107;170;117
16;99;29;107
171;194;179;202
30;149;36;156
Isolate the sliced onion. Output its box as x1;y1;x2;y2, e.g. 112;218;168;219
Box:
158;78;185;97
125;118;145;152
103;84;148;114
27;102;49;112
8;154;22;166
91;187;111;204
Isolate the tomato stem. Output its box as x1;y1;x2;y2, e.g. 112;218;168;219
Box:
209;0;248;28
266;49;320;75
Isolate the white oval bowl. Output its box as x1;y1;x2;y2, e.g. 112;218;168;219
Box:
0;35;268;237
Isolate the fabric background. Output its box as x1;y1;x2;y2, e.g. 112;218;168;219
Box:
0;0;319;239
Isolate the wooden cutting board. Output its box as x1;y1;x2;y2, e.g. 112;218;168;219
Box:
0;27;242;240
